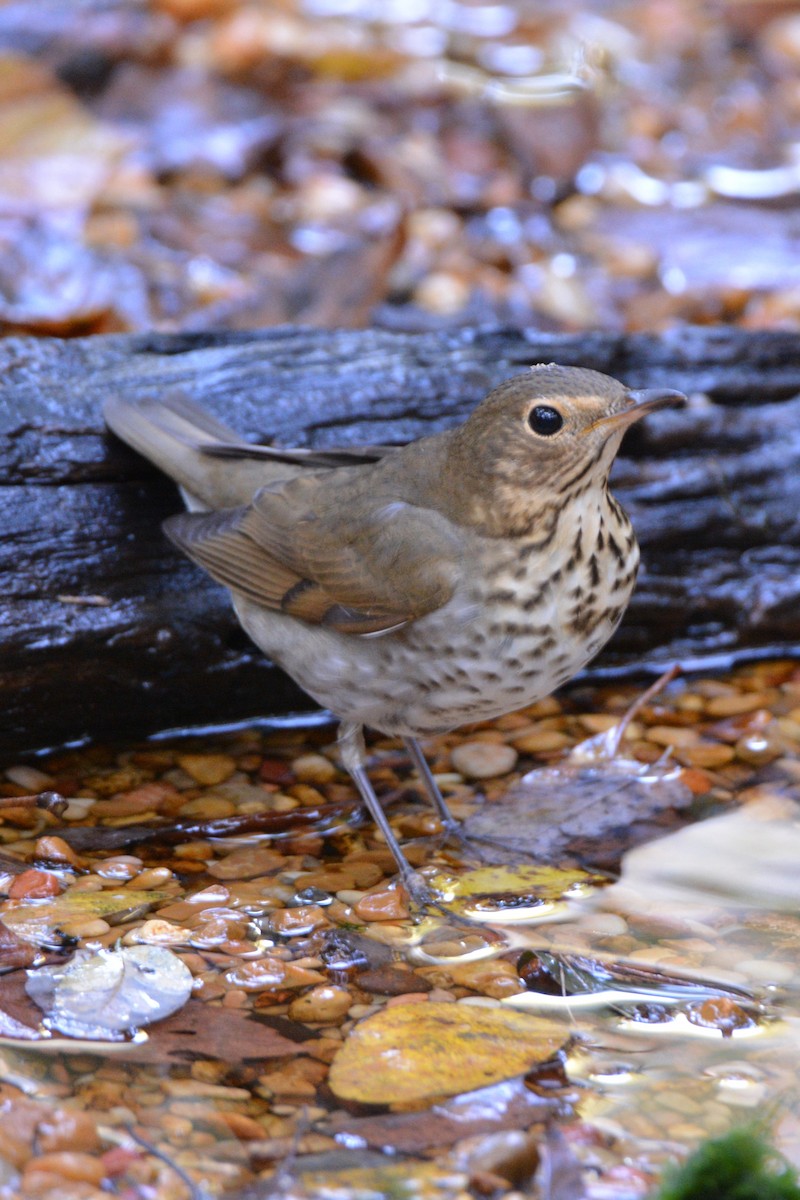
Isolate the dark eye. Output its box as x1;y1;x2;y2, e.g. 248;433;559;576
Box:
528;405;564;436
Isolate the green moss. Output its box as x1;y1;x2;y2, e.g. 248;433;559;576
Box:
655;1129;800;1200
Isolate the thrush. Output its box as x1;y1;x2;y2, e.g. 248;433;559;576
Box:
104;365;683;895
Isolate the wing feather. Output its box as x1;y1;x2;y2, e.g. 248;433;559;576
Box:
164;476;461;635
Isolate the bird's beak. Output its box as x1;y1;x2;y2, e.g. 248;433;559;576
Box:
589;387;686;433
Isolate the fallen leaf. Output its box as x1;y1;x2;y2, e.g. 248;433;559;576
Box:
1;890;166;946
328;1002;568;1105
0;920;36;968
428;864;598;917
26;945;193;1038
463;755;691;866
323;1076;559;1151
117;1001;308;1064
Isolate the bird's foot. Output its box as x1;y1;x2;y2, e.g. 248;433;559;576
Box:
398;868;483;927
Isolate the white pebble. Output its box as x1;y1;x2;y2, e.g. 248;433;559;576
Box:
5;765;54;790
451;742;518;780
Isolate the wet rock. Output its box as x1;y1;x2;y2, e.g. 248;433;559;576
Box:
176;753;237;786
289;985;353;1023
357;965;433;995
451;742;518;780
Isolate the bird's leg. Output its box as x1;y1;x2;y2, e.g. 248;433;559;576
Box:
337;722;430;903
402;736;460;836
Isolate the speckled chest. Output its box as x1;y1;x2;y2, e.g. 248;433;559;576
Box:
237;494;640;736
369;493;641;733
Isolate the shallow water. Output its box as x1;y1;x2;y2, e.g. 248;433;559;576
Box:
1;660;799;1198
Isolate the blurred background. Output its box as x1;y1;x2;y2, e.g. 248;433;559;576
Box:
0;0;798;337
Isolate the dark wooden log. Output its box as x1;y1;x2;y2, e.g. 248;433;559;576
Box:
2;325;800;756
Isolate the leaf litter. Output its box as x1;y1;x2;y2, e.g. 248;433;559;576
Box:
1;660;800;1196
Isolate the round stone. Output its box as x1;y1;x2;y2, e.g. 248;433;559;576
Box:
451;741;518;780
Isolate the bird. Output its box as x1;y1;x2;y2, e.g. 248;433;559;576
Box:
104;365;683;899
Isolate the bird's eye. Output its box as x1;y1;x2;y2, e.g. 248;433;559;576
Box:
528;405;564;436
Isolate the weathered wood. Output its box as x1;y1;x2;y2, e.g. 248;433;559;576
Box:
2;325;800;756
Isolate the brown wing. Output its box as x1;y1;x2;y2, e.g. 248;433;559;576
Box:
164;474;462;635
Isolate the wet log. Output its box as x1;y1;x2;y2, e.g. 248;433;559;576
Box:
2;325;799;755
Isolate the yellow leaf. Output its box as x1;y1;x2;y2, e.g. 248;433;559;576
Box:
433;864;593;899
2;891;167;945
427;864;597;917
328;1001;567;1105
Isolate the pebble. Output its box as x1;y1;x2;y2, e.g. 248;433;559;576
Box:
268;905;329;936
299;862;384;891
21;1151;106;1188
291;754;337;784
646;725;699;748
37;1110;100;1154
60;797;96;820
288;985;353;1023
95;857;141;881
447;958;526;999
353;885;410;922
735;958;795;984
59;918;111;939
126;866;174;889
357;965;433;995
33;836;83;867
676;743;735;768
8;869;62;899
288;783;327;807
91;782;177;818
4;765;54;791
511;728;572;754
705;692;770;717
176;753;237;786
451;742;518;780
124;919;192;945
226;958;325;991
206;845;284;880
178;795;237;819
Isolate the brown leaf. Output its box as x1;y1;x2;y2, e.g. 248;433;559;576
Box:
119;999;308;1064
0;920;37;968
323;1076;559;1152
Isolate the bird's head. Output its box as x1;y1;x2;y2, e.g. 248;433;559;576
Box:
446;364;684;536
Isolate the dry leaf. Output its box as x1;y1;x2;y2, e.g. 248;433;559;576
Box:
328;1002;568;1105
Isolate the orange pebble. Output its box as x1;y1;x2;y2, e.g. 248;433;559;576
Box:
386;992;429;1007
8;869;62;899
353;884;410;922
21;1151;106;1188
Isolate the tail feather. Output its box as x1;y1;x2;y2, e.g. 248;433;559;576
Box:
103;393;299;510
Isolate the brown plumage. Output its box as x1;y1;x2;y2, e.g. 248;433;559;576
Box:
104;365;683;898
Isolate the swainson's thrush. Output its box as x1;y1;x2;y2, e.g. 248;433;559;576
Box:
105;366;683;893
